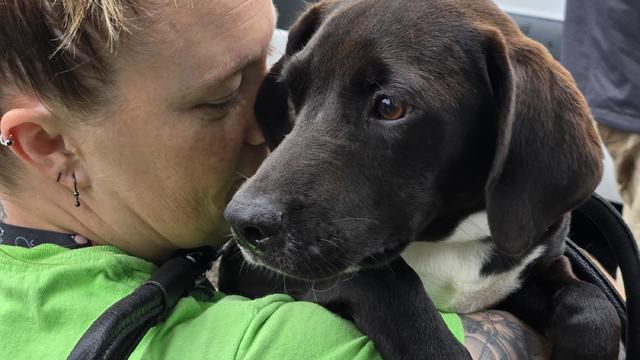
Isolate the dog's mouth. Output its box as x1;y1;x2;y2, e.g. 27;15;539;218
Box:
233;229;409;281
234;239;324;280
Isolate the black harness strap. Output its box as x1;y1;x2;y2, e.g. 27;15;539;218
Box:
570;193;640;359
67;246;219;360
565;239;627;341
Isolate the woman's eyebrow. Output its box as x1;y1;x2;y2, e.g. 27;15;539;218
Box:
218;54;254;81
196;54;253;88
180;54;254;100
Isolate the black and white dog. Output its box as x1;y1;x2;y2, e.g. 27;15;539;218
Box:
222;0;620;358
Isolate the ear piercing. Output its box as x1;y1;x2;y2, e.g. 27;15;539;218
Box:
1;133;13;147
57;172;81;207
72;173;80;207
2;132;81;208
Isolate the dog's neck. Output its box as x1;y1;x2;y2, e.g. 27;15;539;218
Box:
436;211;491;243
404;211;547;313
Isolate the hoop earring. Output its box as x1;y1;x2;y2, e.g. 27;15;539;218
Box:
72;173;80;208
1;133;13;147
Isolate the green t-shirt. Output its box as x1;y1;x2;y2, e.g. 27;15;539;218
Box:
0;244;463;359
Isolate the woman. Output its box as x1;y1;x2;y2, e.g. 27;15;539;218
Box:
0;1;547;358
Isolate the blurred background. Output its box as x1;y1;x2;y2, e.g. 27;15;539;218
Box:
456;0;565;59
274;0;564;59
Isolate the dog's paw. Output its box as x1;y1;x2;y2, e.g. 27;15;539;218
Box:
549;282;620;360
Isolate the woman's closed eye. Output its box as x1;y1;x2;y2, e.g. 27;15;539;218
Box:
198;91;244;120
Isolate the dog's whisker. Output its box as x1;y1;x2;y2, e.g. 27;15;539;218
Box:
331;217;380;224
282;274;288;294
227;250;244;262
364;254;395;276
310;281;319;303
457;227;475;242
365;254;384;264
319;238;341;249
328;257;343;271
461;218;484;232
233;171;250;180
286;233;304;246
313;261;328;280
310;277;341;293
238;257;248;276
341;270;356;282
385;262;396;278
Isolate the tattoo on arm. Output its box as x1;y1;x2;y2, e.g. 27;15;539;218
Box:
461;310;550;360
0;201;5;221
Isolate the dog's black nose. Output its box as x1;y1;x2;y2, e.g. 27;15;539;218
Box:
224;196;283;249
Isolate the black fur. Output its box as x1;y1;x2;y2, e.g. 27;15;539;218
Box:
223;0;619;359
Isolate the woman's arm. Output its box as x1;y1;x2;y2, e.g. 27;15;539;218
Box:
461;311;550;360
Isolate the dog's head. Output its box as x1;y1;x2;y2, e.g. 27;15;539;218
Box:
225;0;603;280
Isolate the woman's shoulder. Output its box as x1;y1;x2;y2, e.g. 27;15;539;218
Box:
0;245;380;359
0;243;154;271
138;292;381;360
0;244;156;359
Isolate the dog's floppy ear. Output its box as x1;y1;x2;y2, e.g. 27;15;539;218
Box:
285;1;333;54
255;58;291;150
255;2;333;150
481;27;604;255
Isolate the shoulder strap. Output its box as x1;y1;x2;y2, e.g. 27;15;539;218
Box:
67;246;219;360
569;193;640;359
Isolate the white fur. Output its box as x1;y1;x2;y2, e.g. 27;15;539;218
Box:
401;211;546;313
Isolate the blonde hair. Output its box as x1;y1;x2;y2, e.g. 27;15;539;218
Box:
0;0;142;188
57;0;135;52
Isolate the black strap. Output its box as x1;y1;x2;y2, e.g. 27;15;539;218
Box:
570;193;640;359
565;239;627;341
68;246;220;360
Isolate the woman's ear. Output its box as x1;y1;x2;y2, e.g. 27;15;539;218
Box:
0;99;75;182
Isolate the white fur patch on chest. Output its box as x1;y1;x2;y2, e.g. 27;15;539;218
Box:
401;211;545;313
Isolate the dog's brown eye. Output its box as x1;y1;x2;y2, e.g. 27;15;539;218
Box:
376;96;409;121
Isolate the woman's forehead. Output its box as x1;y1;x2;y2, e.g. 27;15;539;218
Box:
114;0;276;99
156;0;273;54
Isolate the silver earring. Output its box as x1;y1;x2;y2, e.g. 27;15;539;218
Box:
1;133;13;147
72;173;80;208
